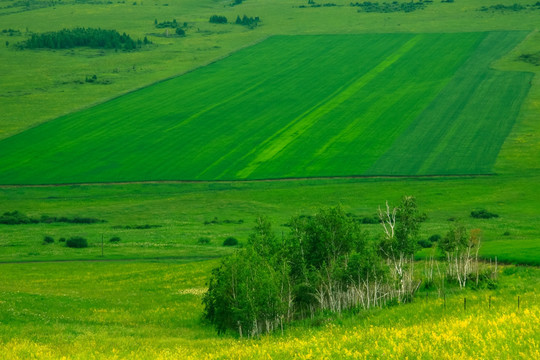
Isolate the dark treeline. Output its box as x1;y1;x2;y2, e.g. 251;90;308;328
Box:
350;1;430;13
478;2;540;12
21;27;149;50
203;196;497;337
0;210;105;225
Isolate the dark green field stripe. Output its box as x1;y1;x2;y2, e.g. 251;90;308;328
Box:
419;71;532;174
367;31;530;176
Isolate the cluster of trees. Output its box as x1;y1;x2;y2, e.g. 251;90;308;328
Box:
203;197;427;337
41;235;89;248
350;1;429;13
235;15;260;27
209;15;228;24
0;211;105;225
21;28;150;50
519;52;540;66
154;19;187;36
2;28;21;36
154;19;180;29
203;196;498;336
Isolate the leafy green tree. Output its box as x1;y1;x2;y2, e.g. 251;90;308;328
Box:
248;215;279;259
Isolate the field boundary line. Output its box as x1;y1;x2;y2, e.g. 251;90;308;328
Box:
0;174;496;188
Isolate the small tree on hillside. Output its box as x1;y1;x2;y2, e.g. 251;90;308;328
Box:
439;225;483;288
378;196;425;301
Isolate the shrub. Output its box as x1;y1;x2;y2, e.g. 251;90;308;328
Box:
109;236;121;243
428;234;441;242
360;215;379;224
66;236;88;248
503;231;511;236
471;209;499;219
59;237;66;242
43;235;54;244
417;239;432;248
198;237;211;244
175;28;185;36
223;236;238;246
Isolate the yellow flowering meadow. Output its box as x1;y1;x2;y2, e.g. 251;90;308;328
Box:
2;297;538;359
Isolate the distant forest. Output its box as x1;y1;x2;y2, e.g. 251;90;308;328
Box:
21;27;150;50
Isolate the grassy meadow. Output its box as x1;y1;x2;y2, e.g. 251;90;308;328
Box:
1;0;540;358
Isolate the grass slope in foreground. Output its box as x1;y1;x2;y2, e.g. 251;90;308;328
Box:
0;261;538;359
0;32;531;185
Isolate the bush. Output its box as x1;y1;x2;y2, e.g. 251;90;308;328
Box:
428;234;441;242
471;209;499;219
109;236;121;243
503;231;511;236
417;239;432;248
360;215;379;224
198;237;211;244
43;235;54;244
59;237;66;242
66;236;88;248
175;28;185;36
223;236;238;246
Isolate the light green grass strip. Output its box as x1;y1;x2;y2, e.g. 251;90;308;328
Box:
236;35;422;179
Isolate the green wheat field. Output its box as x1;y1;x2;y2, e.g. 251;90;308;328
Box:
0;32;532;184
